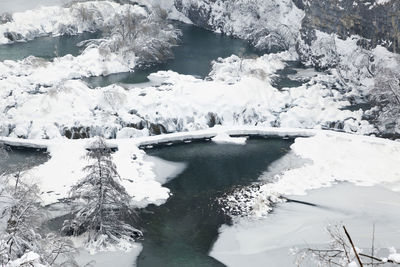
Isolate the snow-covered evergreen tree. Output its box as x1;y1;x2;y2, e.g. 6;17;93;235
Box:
62;137;142;249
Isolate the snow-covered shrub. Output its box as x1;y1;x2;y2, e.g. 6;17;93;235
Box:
0;174;76;266
96;5;181;67
0;13;12;24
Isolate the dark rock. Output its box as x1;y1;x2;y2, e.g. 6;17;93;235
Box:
298;0;400;53
4;32;23;42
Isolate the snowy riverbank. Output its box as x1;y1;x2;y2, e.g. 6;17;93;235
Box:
1;126;400;208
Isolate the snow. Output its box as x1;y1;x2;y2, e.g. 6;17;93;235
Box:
2;126;399;209
177;0;304;50
111;142;171;208
8;252;47;267
31;140;89;205
388;248;400;263
0;48;133;92
144;155;187;184
375;0;391;5
2;126;400;265
0;0;72;13
269;131;400;193
287;68;320;81
17;138;169;207
0;1;137;44
0;51;376;139
220;130;400;219
1;126;312;205
73;245;143;267
136;0;192;23
212;132;247;145
211;183;400;267
298;30;400;100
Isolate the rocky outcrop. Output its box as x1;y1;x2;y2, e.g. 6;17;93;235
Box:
174;0;399;53
296;0;400;53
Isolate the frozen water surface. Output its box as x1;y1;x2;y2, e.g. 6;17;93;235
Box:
211;183;400;267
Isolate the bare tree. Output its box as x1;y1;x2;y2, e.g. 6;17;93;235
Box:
296;224;400;266
0;173;77;266
98;5;181;66
371;63;400;132
62;137;142;249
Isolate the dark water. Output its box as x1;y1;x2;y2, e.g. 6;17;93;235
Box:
0;146;49;174
342;102;374;112
0;31;101;61
85;23;259;87
136;138;292;267
273;61;308;90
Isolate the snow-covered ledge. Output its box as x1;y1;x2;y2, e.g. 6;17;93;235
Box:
0;126;317;149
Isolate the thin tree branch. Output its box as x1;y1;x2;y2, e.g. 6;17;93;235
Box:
343;226;363;267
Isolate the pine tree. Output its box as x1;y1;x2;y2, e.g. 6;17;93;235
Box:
62;137;142;249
